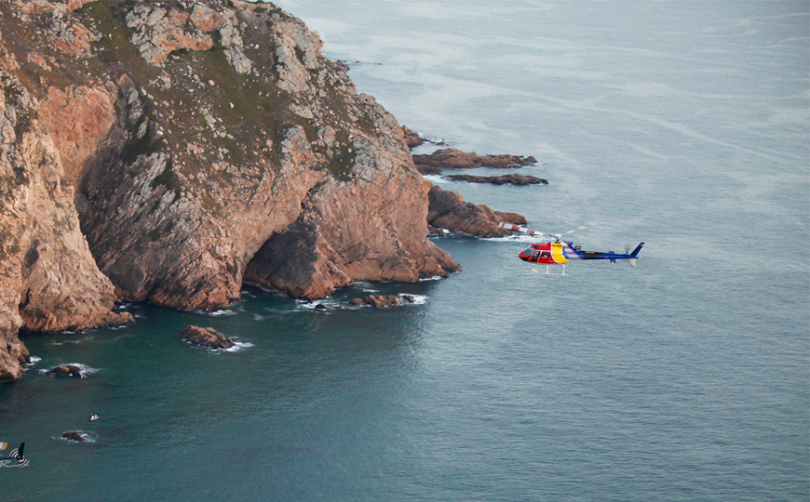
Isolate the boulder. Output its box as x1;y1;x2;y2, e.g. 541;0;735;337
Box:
47;365;83;378
181;325;235;349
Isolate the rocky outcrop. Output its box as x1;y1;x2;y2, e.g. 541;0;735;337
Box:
401;125;446;150
427;185;526;237
62;430;85;441
182;325;235;349
47;365;83;377
412;148;537;170
402;126;423;148
348;294;415;307
445;174;548;185
0;0;463;380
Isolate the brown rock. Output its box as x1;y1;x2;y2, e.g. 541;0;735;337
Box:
427;185;525;237
414;164;443;176
348;294;415;307
402;126;424;148
47;365;83;377
445;174;548;185
182;325;236;349
412;148;537;169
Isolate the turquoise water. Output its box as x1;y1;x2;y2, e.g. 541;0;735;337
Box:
2;1;808;500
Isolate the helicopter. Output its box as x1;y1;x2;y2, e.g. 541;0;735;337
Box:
0;442;28;468
498;221;644;275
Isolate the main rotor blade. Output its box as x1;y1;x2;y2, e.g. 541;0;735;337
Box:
498;222;544;237
561;221;600;237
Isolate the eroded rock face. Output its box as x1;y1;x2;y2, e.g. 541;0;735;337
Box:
0;0;461;380
0;68;132;380
182;325;235;349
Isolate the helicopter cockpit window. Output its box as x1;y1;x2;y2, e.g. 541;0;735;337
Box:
523;247;534;255
540;251;551;259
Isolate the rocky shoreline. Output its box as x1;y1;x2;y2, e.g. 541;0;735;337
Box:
0;0;534;382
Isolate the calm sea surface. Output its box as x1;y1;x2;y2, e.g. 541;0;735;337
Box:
2;1;808;500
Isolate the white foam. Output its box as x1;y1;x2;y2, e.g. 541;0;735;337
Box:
419;275;443;281
52;337;93;346
23;356;41;367
481;233;543;243
408;294;429;305
296;299;335;310
222;341;254;353
421;174;445;184
200;309;237;317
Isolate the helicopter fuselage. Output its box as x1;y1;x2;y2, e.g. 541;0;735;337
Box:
519;241;644;266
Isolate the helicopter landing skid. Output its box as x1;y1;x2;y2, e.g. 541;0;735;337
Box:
533;265;567;276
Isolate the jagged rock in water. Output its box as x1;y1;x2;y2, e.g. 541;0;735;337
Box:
47;365;83;378
348;294;415;307
182;325;235;350
427;185;526;237
0;0;463;380
412;148;537;169
62;430;85;442
446;174;548;185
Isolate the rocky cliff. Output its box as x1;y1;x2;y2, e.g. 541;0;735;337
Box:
0;0;458;381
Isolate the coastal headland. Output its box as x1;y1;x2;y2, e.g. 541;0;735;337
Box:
0;0;535;381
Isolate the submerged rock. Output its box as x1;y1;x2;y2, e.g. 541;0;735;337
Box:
348;294;415;307
62;430;85;442
47;365;83;378
182;325;236;350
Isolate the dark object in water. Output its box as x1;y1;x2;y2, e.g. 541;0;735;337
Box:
62;430;84;442
47;365;83;378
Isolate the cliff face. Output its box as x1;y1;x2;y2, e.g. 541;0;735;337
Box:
0;0;458;381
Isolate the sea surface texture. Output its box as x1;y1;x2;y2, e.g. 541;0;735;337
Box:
2;1;808;501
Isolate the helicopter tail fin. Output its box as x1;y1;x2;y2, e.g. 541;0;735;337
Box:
630;242;644;257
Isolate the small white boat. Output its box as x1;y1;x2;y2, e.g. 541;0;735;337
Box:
88;414;99;422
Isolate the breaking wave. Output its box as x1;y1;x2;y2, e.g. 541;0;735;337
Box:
23;356;41;368
222;341;255;353
52;337;93;346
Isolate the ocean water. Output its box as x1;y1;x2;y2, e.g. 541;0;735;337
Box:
1;1;808;501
